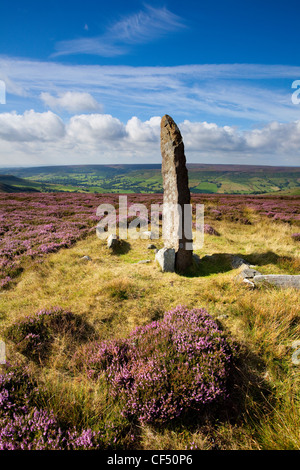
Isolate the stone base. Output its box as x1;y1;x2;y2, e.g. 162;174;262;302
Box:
155;248;175;272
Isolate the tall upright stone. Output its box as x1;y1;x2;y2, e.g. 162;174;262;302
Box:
160;114;193;272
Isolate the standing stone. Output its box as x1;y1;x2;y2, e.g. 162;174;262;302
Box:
160;114;193;272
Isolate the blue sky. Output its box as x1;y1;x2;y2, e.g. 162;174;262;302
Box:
0;0;300;167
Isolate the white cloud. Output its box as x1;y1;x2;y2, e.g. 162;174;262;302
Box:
2;57;300;126
67;113;126;142
180;120;245;152
53;5;186;57
0;110;65;142
40;91;102;113
126;116;161;143
0;110;300;166
107;5;186;45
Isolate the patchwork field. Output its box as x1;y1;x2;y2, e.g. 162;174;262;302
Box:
1;163;300;195
0;192;299;450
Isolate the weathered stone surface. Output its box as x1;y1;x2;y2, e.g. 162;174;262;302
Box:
231;255;251;269
80;255;92;261
160;114;193;272
243;278;255;289
155;247;175;272
253;275;300;289
107;234;120;249
236;267;262;281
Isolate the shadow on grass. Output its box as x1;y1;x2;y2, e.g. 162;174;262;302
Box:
177;251;291;278
5;311;97;365
110;240;131;255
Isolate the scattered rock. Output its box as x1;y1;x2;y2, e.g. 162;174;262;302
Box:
134;260;151;264
142;230;156;239
231;255;250;269
242;278;255;289
252;274;300;289
80;255;91;261
155;247;175;272
216;314;229;320
147;244;157;249
236;267;262;281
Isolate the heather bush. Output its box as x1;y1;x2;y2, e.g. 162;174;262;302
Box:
84;305;237;424
0;366;100;450
291;233;300;241
5;307;92;362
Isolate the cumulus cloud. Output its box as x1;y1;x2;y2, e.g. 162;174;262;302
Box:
67;114;126;143
180;121;246;152
244;120;300;153
126;116;161;143
0;111;300;166
40;91;102;113
0;110;65;142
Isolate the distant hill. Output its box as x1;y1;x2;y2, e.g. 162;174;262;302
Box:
0;175;40;193
0;164;299;195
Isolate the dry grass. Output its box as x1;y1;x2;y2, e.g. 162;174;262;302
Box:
0;216;299;449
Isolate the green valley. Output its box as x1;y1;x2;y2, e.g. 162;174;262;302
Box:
0;163;299;194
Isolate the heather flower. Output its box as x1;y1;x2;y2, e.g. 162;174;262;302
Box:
0;366;100;450
291;233;300;241
84;305;237;424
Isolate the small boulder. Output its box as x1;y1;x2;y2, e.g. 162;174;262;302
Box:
236;267;262;281
155;248;175;272
142;231;156;240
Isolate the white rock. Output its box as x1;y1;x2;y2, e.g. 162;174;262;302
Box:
107;234;120;249
155;248;175;272
142;230;157;240
243;278;255;288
